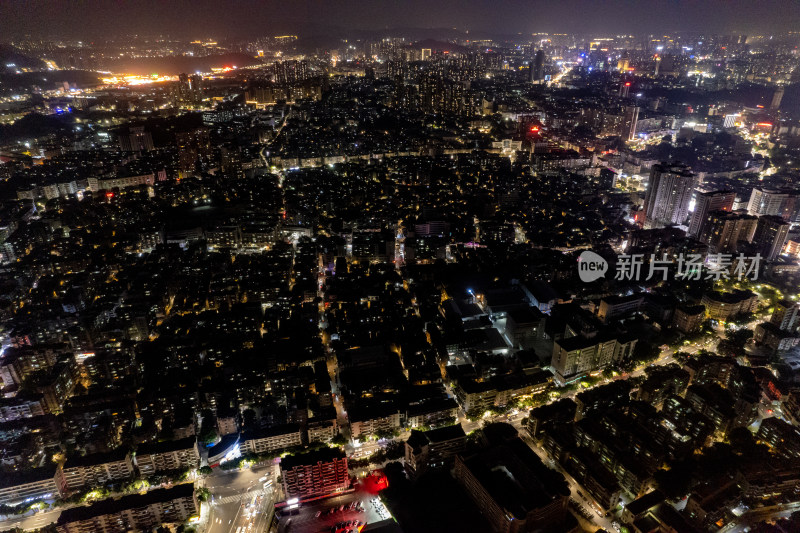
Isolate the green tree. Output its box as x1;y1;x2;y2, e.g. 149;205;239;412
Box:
385;441;405;460
634;341;660;365
370;449;387;465
488;404;510;416
195;487;210;502
726;328;753;347
619;358;636;373
374;428;397;440
198;426;218;446
435;416;457;427
653;466;692;499
465;407;484;421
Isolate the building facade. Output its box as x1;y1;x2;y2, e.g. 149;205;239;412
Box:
56;451;134;493
280;448;349;501
55;485;197;533
643;163;696;228
242;424;304;455
134;437;199;476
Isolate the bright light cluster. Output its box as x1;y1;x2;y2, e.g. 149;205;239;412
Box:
101;74;178;86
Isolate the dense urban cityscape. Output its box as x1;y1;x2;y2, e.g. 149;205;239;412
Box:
1;1;800;532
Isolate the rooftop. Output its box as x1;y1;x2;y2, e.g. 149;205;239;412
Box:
461;437;569;518
63;448;130;469
280;447;346;470
56;484;194;524
135;436;197;456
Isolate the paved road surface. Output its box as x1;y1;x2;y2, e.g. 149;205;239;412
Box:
0;508;62;531
520;431;618;533
205;463;279;533
276;487;389;533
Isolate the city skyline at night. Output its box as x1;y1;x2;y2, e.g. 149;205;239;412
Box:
1;2;800;533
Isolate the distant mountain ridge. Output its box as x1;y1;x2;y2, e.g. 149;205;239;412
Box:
0;44;45;70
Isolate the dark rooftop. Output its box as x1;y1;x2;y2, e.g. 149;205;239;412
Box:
407;424;466;451
626;489;666;516
280;447;346;470
461;437;569;518
63;448;130;469
135;436;197;456
242;423;301;441
0;466;58;489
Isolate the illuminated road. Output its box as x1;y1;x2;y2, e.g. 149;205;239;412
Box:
318;256;352;447
519;431;618;533
550;64;574;87
723;501;800;533
0;508;62;531
630;349;678;379
394;220;405;270
205;464;279;533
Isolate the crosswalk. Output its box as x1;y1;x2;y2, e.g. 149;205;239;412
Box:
213;489;267;506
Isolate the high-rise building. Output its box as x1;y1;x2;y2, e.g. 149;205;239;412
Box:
175;127;211;174
273;61;286;83
753;215;790;261
643;162;696;228
118;127;154;152
747;187;800;222
620;105;639;140
280;448;349;501
770;86;785;110
747;188;787;216
270;60;310;83
770;300;800;333
176;73;203;103
454;433;569;532
531;50;545;82
703;211;758;253
689;190;736;238
419;74;472;116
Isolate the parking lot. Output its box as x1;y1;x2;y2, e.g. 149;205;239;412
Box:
277;487;391;533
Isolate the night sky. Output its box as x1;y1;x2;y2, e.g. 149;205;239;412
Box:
1;0;799;39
